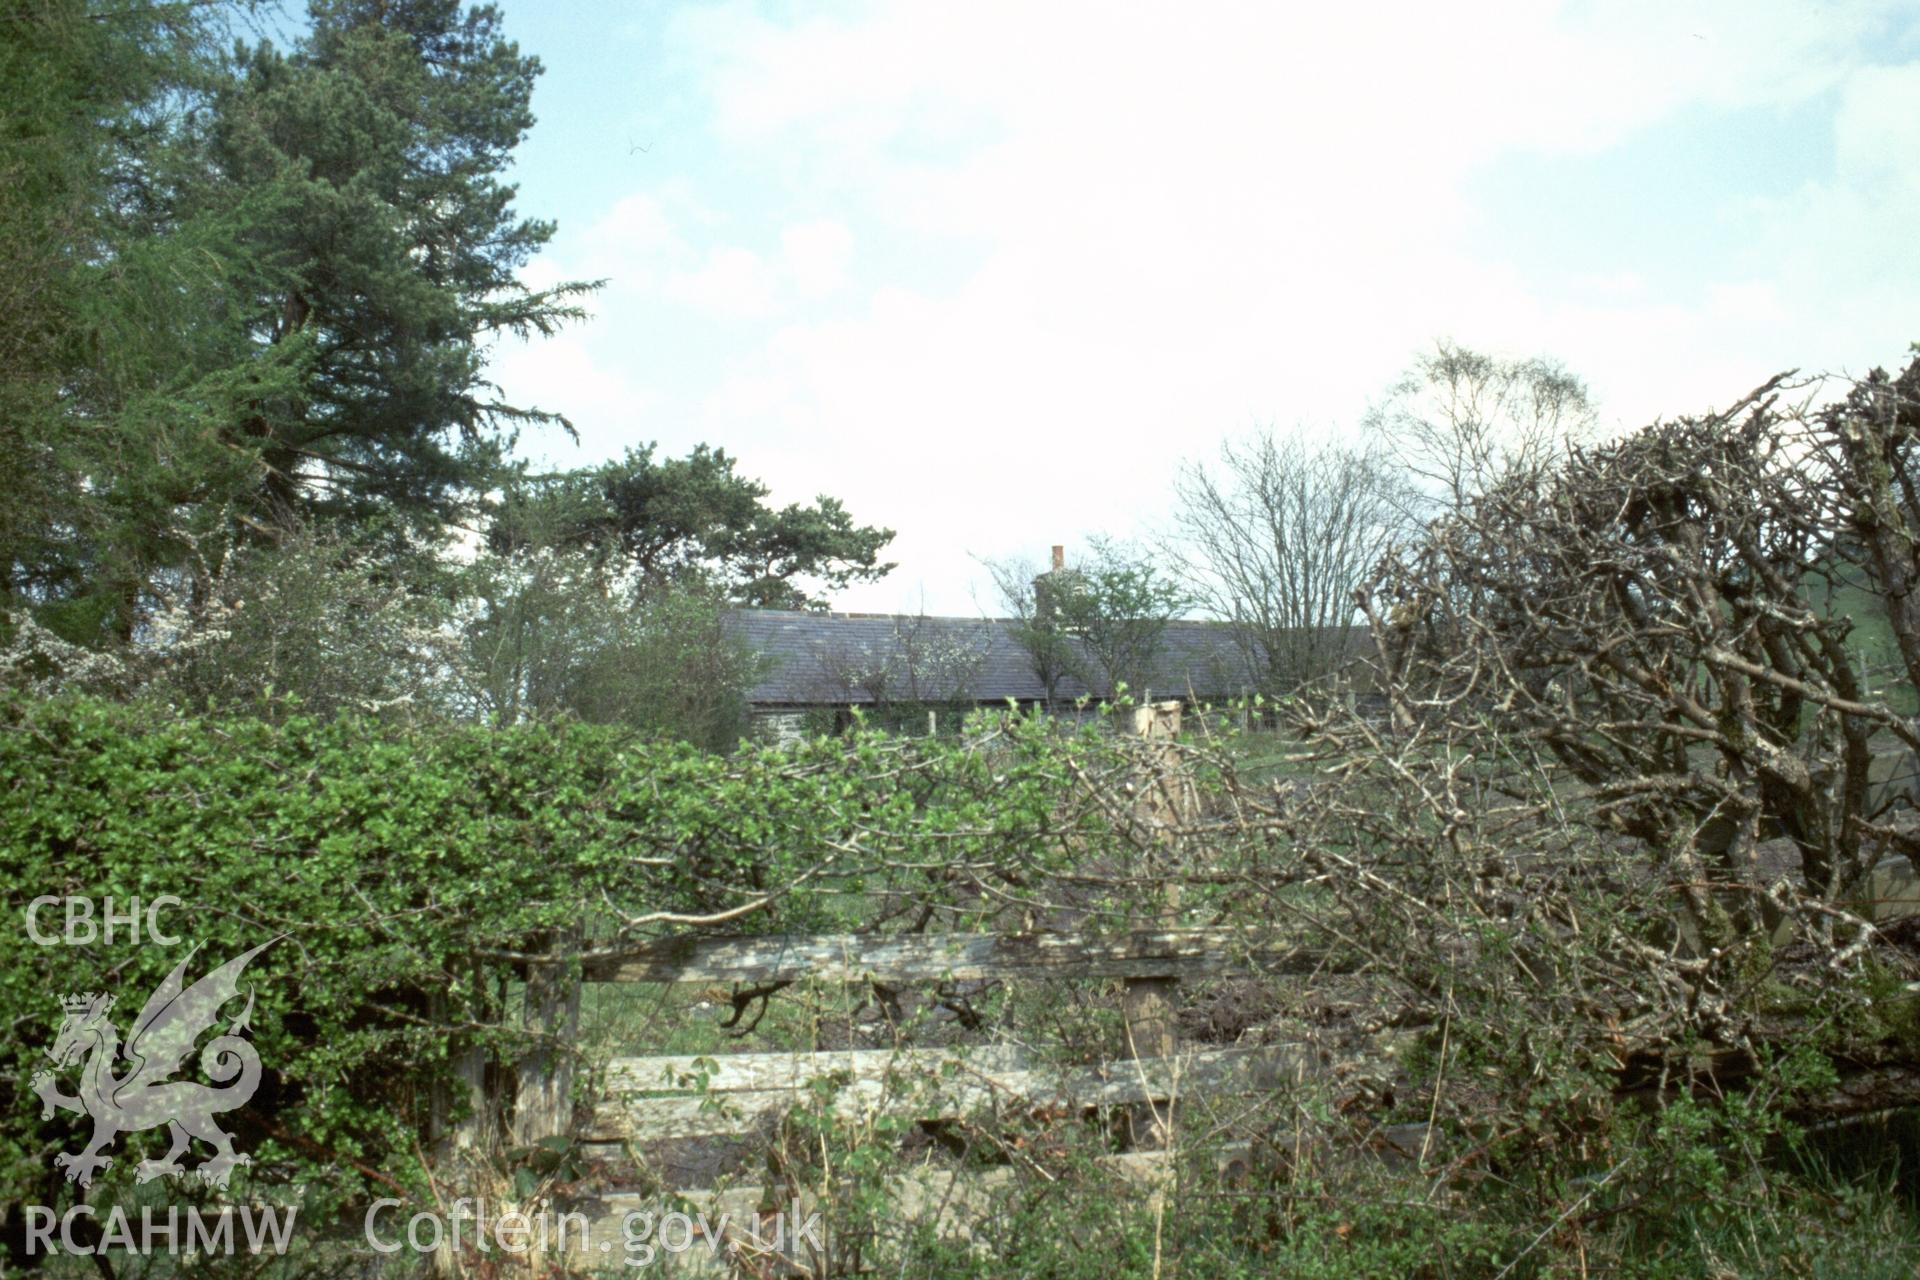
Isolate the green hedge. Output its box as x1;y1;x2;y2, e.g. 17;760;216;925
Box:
0;695;1127;1218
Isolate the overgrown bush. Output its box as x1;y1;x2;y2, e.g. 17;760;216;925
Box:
0;696;1142;1247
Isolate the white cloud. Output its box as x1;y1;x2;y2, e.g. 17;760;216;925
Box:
666;246;780;318
780;220;853;296
1835;62;1920;184
574;192;684;288
1706;58;1920;397
656;223;856;316
495;1;1920;613
488;331;660;466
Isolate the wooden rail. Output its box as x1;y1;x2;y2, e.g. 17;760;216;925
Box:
461;699;1349;1268
580;925;1323;985
589;1043;1313;1142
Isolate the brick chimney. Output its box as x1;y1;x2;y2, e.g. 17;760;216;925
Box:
1035;545;1068;622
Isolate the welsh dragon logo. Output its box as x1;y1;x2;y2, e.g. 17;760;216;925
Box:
32;941;273;1189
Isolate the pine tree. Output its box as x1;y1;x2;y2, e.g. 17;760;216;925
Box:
206;0;592;537
491;445;896;610
0;0;270;643
0;0;590;646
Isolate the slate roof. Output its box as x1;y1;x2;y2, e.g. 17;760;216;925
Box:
732;609;1264;706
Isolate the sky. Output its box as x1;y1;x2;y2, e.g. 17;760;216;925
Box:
483;0;1920;615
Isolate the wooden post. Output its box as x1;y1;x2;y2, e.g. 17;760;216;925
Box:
512;936;582;1148
429;979;501;1279
1125;701;1185;1148
927;709;937;738
428;1041;490;1158
430;976;499;1163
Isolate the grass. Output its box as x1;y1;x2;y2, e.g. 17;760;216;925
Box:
1224;728;1325;789
1812;566;1918;716
892;1128;1920;1280
578;979;839;1062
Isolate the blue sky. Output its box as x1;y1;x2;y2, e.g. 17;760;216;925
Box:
482;0;1920;614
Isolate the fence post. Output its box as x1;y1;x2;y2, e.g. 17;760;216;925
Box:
512;932;582;1148
430;969;501;1162
1125;700;1185;1148
429;981;500;1279
447;1047;491;1150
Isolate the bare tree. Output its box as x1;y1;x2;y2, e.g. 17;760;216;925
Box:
1821;357;1920;700
1053;537;1188;699
114;525;468;721
1168;433;1404;693
980;553;1079;707
983;540;1187;701
1366;339;1599;516
891;611;991;705
809;612;992;714
1358;360;1920;948
464;545;760;749
990;541;1182;702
